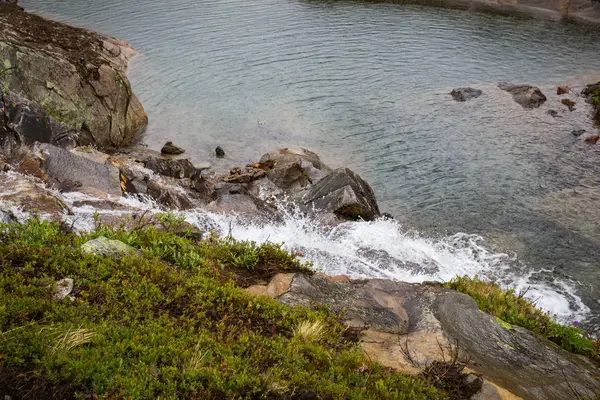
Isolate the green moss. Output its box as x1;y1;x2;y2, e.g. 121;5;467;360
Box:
446;276;599;363
0;217;441;399
40;98;69;124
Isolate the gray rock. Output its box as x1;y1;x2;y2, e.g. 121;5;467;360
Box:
450;88;482;102
0;89;78;153
498;83;547;108
547;110;559;118
572;129;586;137
303;168;380;221
144;156;198;179
34;143;121;196
52;278;74;300
275;273;600;400
0;8;147;149
0;209;16;224
160;141;185;155
215;146;225;158
81;237;138;258
433;291;600;400
260;147;330;185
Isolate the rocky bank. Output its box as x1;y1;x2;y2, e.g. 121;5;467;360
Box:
1;5;600;400
0;4;147;152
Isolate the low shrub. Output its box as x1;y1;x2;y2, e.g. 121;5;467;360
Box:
0;218;441;399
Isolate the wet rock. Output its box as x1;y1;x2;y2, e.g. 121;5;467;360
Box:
0;89;79;151
0;173;70;218
34;143;122;196
81;236;139;258
144;156;198;179
434;291;600;400
584;134;600;144
561;98;576;111
266;162;311;191
205;193;261;216
260;147;330;185
572;129;586;137
450;87;482;102
215;146;225;158
0;7;147;149
274;273;600;399
160;141;185;155
557;86;570;95
546;110;559;118
498;83;547;108
303;168;380;221
581;81;600;123
0;209;17;224
147;179;197;210
223;167;266;184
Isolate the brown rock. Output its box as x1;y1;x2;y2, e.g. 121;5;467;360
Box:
584;134;600;144
498;83;547;108
561;98;576;111
557;86;570;95
161;141;185;155
0;7;147;149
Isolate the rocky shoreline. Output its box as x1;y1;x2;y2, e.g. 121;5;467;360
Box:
2;4;600;400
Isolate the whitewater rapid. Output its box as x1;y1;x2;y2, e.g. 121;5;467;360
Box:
0;170;589;325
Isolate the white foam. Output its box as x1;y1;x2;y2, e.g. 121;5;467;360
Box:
0;176;589;324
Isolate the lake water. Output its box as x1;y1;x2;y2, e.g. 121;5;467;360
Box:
20;0;600;332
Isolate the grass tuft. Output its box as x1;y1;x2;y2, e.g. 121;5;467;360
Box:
293;319;327;343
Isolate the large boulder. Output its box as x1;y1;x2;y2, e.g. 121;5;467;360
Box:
260;147;330;190
21;143;122;197
81;237;139;258
498;83;547;108
0;5;147;150
266;273;600;400
450;88;483;102
302;168;380;221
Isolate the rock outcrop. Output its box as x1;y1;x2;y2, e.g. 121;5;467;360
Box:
450;88;483;102
582;81;600;124
498;83;547;109
302;167;381;221
248;273;600;400
0;5;147;151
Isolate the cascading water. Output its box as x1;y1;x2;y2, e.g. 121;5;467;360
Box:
1;170;586;325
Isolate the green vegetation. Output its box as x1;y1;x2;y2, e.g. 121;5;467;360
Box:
0;216;441;399
446;276;600;363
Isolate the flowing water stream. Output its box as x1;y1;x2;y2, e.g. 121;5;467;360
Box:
17;0;600;332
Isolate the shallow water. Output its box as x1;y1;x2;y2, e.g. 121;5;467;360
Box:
18;0;600;331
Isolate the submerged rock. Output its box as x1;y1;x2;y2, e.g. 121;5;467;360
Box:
303;168;380;221
81;237;138;258
498;83;547;108
561;98;576;111
160;141;185;155
215;146;225;158
584;134;600;144
450;87;483;102
0;5;147;150
572;129;586;137
547;109;559;118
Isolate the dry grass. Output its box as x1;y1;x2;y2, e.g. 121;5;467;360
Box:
51;328;95;355
183;341;211;373
293;320;327;343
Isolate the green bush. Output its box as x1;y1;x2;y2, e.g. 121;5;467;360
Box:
0;218;441;399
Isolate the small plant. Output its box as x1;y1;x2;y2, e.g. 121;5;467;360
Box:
293;320;327;343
